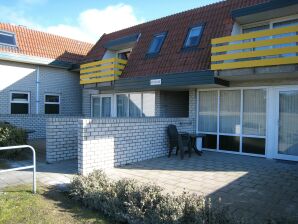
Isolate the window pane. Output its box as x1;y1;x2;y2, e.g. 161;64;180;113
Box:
243;89;266;136
129;93;142;117
142;92;155;117
0;32;16;46
101;97;111;118
11;93;28;102
148;33;166;54
117;94;128;117
219;90;241;134
45;104;59;114
273;19;298;57
278;90;298;156
45;95;59;103
92;98;101;118
202;134;217;150
184;26;203;48
219;135;240;152
11;103;28;114
198;91;217;132
242;137;265;155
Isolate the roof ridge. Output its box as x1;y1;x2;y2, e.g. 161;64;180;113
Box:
0;22;93;46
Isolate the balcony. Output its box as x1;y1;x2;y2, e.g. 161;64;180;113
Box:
211;25;298;71
80;58;127;85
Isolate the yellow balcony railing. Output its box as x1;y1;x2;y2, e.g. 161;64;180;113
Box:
211;25;298;70
80;58;127;84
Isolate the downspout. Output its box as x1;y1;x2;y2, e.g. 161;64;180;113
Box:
36;66;40;114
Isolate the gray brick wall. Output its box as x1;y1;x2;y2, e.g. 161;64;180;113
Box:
159;91;189;117
82;89;98;117
39;66;82;115
0;60;82;115
78;117;195;175
46;117;81;163
189;89;197;119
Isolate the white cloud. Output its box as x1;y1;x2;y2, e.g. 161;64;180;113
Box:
0;3;144;43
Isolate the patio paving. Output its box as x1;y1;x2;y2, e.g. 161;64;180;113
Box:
0;159;77;189
106;151;298;223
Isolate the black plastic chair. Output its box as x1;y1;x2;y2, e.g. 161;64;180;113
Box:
167;124;191;159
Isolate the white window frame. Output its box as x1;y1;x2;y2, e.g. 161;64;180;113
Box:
0;30;18;47
91;92;155;118
44;94;60;114
196;87;268;158
91;94;114;117
10;91;30;114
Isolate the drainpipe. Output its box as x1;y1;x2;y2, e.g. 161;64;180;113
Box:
36;66;40;114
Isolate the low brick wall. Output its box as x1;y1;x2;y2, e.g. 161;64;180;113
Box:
78;118;195;175
0;114;48;139
46;117;81;163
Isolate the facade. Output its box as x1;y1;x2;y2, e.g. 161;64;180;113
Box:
77;0;298;164
0;23;93;138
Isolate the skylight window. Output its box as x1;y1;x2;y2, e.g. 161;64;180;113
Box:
147;32;167;55
183;25;204;48
0;31;17;47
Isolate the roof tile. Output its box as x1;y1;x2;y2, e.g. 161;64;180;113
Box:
0;23;93;63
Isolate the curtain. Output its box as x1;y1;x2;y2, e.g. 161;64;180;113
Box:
243;89;266;136
219;90;241;134
279;91;298;156
117;94;129;117
92;98;101;118
142;92;155;117
101;97;111;117
198;91;218;132
129;93;142;117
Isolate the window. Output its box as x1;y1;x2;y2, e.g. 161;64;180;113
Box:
183;25;204;48
10;92;29;114
197;89;266;155
92;92;156;118
147;32;167;54
0;31;17;47
45;95;60;114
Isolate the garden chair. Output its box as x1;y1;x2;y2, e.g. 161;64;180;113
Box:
167;124;192;159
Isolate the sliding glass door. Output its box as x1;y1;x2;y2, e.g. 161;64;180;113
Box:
275;88;298;161
197;88;267;156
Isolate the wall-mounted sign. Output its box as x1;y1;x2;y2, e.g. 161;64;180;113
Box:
150;79;161;86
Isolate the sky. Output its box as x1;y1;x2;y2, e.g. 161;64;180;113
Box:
0;0;221;43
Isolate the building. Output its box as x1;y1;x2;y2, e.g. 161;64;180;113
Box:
0;23;93;138
74;0;298;169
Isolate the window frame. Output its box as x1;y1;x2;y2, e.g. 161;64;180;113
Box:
182;23;205;50
0;30;17;47
44;94;60;114
10;91;30;114
146;32;167;57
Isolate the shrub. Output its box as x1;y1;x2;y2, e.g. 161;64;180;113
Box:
70;170;239;224
0;122;27;158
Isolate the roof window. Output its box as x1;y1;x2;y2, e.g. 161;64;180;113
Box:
0;31;17;47
183;25;204;48
147;32;167;55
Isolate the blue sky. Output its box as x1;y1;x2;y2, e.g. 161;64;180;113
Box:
0;0;221;43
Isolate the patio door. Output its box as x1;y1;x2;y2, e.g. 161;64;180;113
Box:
275;88;298;161
92;94;113;118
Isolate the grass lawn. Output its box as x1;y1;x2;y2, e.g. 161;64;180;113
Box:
0;185;116;224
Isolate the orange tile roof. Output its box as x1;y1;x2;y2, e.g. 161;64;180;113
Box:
0;23;93;63
84;0;269;78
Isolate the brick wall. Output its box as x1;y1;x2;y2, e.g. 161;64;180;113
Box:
0;114;49;139
0;60;82;116
78;117;195;175
46;117;81;163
